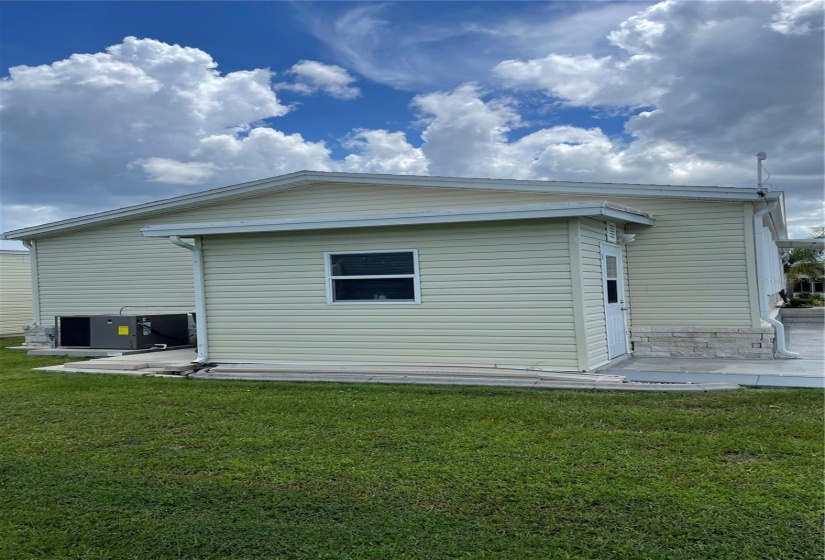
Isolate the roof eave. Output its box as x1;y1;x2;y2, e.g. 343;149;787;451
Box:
4;170;763;240
775;238;825;249
1;171;321;240
141;202;655;238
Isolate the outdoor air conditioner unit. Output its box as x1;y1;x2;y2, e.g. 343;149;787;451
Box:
56;314;190;350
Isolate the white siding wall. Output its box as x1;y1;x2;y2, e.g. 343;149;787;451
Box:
201;220;578;369
0;251;32;336
34;221;194;326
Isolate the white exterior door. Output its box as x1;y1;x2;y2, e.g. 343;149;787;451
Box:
601;244;628;359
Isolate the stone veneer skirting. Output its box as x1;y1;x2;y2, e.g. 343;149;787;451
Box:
630;326;775;359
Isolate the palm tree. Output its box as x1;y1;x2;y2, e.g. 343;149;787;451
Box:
785;227;824;293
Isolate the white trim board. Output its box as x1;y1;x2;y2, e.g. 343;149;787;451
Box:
4;170;778;240
141;201;656;238
775;239;825;249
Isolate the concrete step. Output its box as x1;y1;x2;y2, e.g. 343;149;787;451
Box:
28;345;194;358
780;308;825;326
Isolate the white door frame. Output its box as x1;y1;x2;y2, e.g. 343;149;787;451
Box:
601;243;628;359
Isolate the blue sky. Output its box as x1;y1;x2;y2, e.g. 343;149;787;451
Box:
0;1;823;248
0;1;635;152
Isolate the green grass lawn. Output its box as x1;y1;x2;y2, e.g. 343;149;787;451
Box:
0;338;822;560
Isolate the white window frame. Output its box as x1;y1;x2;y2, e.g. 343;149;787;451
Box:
324;249;421;305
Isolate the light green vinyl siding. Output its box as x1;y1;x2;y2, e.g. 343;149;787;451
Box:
160;184;752;329
29;180;753;345
34;221;194;326
0;252;32;336
578;218;611;368
617;199;752;327
30;182;552;333
160;183;564;223
202;220;578;369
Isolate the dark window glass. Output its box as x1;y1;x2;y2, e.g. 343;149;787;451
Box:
607;280;619;303
331;253;414;276
333;278;415;301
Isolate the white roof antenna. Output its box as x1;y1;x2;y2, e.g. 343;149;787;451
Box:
756;152;767;196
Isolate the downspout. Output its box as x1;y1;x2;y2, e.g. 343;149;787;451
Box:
169;235;209;363
753;202;798;358
21;240;41;325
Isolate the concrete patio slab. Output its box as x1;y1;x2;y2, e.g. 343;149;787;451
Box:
32;347;741;391
29;325;822;389
605;325;824;388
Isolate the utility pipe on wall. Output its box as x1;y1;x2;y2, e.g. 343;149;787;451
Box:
169;235;209;363
753;202;798;358
21;239;41;326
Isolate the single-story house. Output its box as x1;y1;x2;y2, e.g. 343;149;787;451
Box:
2;171;799;370
0;250;32;337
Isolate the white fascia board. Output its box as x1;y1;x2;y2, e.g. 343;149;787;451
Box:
4;170;764;241
775;238;825;249
769;192;788;239
141;201;655;238
308;172;768;200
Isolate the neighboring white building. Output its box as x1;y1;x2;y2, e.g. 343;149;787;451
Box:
2;171;797;368
792;278;824;294
0;250;32;337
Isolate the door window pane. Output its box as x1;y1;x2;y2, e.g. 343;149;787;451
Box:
607;279;619;303
606;256;618;279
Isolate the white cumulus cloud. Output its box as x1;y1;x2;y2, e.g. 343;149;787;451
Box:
192;127;333;178
492;0;823;231
0;36;293;210
133;158;220;185
278;60;361;99
413;84;524;178
769;0;824;35
411;84;738;188
495;52;667;108
338;130;428;175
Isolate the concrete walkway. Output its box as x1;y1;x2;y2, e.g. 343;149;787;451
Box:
605;325;824;388
35;350;741;392
32;325;822;390
188;363;738;392
36;348;198;376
